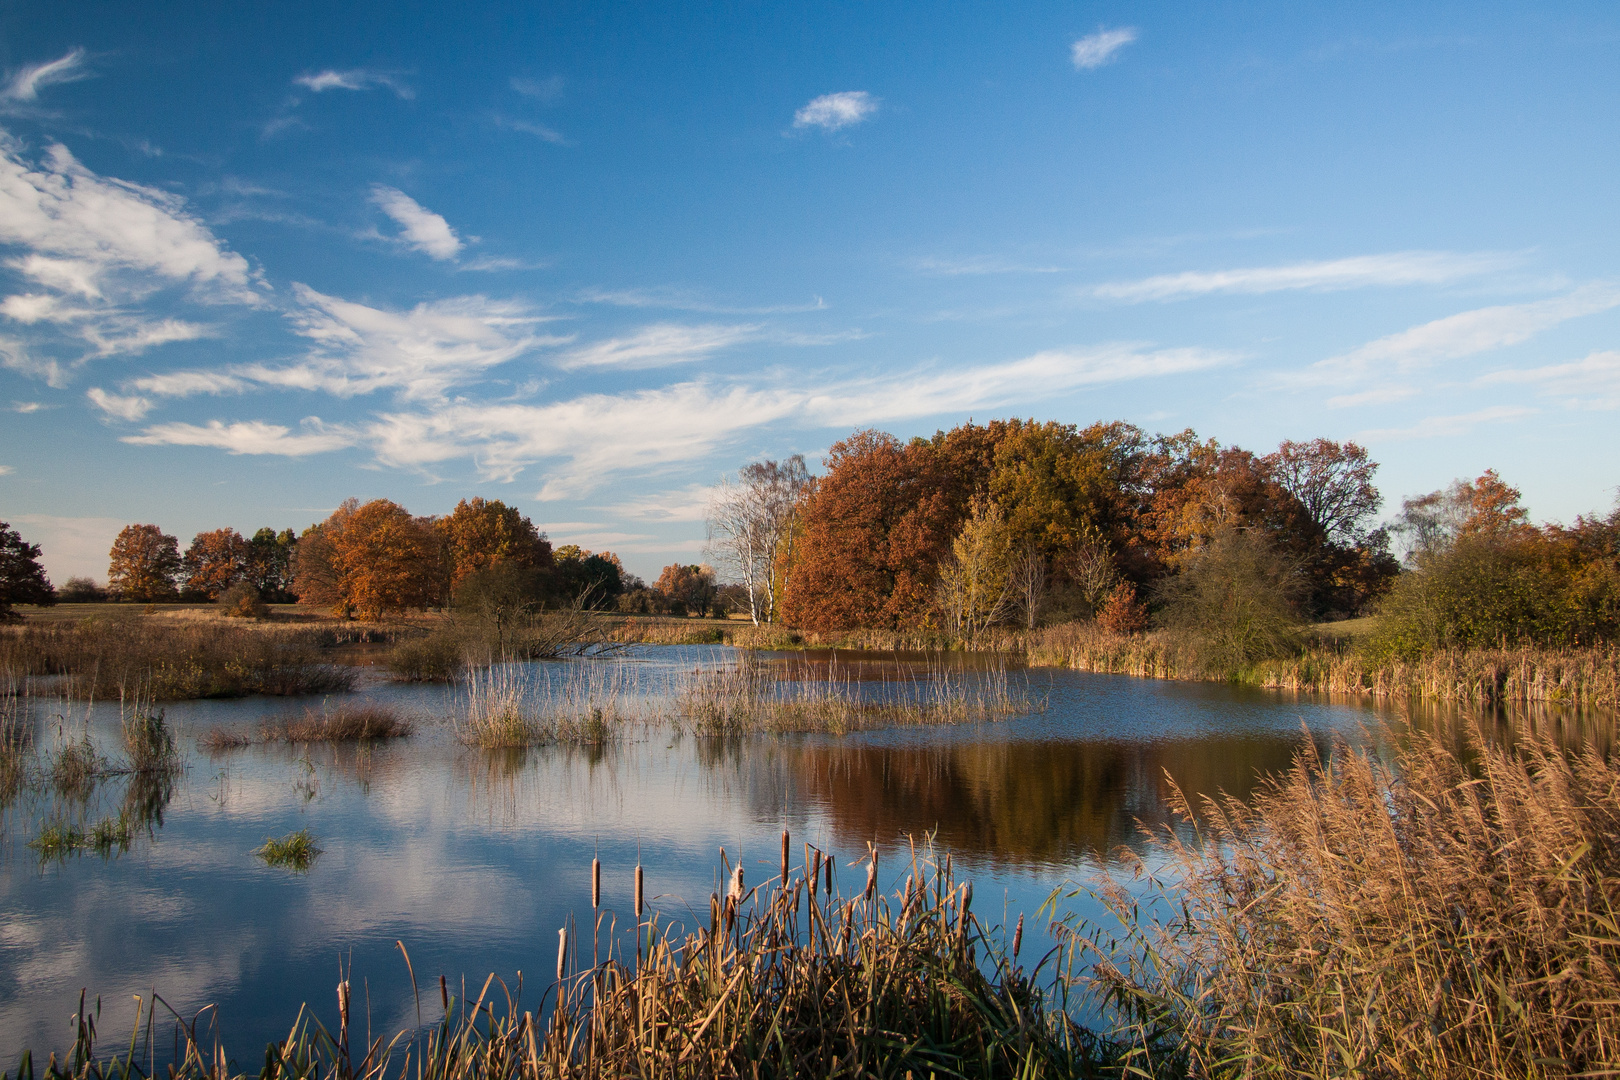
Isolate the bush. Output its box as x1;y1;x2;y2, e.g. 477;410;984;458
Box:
1154;528;1303;666
58;577;107;603
218;581;268;618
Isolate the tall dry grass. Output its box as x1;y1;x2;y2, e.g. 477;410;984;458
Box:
0;618;357;700
453;662;639;748
1027;621;1620;709
676;653;1034;736
199;703;414;750
1062;720;1620;1078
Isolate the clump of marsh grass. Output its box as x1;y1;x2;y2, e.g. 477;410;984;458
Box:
27;810;139;862
199;702;414;750
453;662;636;748
117;686;181;776
256;828;322;872
677;653;1033;736
1059;718;1620;1077
48;724;108;799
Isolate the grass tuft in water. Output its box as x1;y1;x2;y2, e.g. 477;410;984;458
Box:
200;703;414;750
255;828;322;872
454;662;635;748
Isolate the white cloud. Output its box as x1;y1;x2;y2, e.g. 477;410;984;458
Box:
244;283;562;400
575;287;825;315
1476;350;1620;409
3;50;91;103
1356;405;1537;442
369;185;463;260
12;401;45;413
556;323;759;370
494;116;567;144
130;370;248;397
124;418;356;456
1314;286;1620;378
1325;385;1420;409
608;484;716;523
86;386;153;421
293;70;412;98
0;464;11;475
81;317;213;357
1093;251;1509;303
909;255;1066;276
1071;28;1138;70
792;91;878;132
0;335;65;386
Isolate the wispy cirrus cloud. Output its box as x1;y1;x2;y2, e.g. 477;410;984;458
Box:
1093;251;1510;303
124;418;356;456
493;116;568;144
293;69;412;98
1071;28;1138;70
556;323;760;370
576;287;824;314
1476;350;1620;409
243;284;564;400
908;255;1066;276
1355;405;1538;442
369;185;463;260
86;386;153;421
129;370;249;398
3;49;91;103
792;91;878;133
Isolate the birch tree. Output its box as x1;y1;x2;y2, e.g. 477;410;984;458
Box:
707;455;811;625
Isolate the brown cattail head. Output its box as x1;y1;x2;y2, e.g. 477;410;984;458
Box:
1012;913;1024;959
957;882;973;935
556;927;568;983
825;851;834;893
865;857;877;899
591;857;601;909
781;828;791;885
809;848;822;896
635;864;644;919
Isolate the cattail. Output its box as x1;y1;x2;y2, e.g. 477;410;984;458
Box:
781;828;790;885
1012;913;1024;959
865;855;877;899
635;864;644;920
825;851;834;893
728;862;745;904
591;857;600;909
809;848;822;896
556;927;568;983
957;881;973;936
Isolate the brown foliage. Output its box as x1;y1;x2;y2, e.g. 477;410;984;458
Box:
436;497;552;590
780;430;958;632
182;527;252;600
107;524;181;602
1095;580;1148;635
294;498;445;618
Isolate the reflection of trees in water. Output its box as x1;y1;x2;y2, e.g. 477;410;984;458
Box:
771;737;1313;869
454;740;617;827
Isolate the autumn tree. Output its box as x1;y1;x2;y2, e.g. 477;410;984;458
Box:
293;499;445;618
1155;528;1305;666
437;498;553;591
552;545;625;609
780;430;958;632
108;524;182;602
1264;439;1380;546
707;455;811;624
655;563;718;617
182;528;252;600
934;501;1014;642
0;522;54;619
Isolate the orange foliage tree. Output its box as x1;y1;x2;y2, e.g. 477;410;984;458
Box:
654;563;717;616
108;524;182;602
182;528;252;600
293;499;445;618
436;497;553;591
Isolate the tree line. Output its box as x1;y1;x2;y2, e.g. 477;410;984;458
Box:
708;419;1619;653
1;498;728;622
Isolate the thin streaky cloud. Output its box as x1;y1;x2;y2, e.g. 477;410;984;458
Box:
1093;251;1512;302
1355;405;1537;442
293;69;413;98
1476;350;1620;409
510;75;565;102
130;370;249;398
1071;28;1137;70
556;323;760;370
493;116;568;144
1325;386;1420;409
575;287;825;314
3;49;91;102
792;91;878;132
909;255;1066;276
124;418;356;456
86;387;153;422
0;465;11;476
369;185;463;260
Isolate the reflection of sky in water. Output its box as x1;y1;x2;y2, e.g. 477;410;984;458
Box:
0;647;1593;1057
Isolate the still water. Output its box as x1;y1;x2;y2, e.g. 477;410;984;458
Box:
0;646;1567;1058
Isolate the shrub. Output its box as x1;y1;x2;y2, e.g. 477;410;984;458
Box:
218;581;268;618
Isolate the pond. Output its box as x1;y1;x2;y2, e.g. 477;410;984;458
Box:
0;645;1598;1059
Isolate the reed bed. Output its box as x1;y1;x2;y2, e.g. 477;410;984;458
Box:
390;611;622;683
1059;719;1620;1078
605;617;731;646
0;619;357;700
199;704;415;751
1026;621;1620;709
453;662;639;748
27;836;1102;1080
676;653;1034;736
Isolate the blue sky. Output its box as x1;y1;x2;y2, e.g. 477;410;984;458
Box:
2;2;1618;584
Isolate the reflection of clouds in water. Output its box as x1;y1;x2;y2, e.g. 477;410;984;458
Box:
0;654;1441;1056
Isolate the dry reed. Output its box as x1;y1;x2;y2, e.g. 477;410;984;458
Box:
1060;719;1620;1078
453;662;638;748
675;653;1034;736
199;703;414;750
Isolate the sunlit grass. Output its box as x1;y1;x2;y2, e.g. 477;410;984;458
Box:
255;828;322;872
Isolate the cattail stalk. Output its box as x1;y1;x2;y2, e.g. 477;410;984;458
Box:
592;857;600;909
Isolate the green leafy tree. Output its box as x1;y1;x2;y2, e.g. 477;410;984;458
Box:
108;524;182;602
934;501;1014;642
247;527;298;602
1155;528;1305;667
0;521;55;619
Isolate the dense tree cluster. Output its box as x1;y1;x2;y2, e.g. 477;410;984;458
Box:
767;420;1398;635
0;521;55;620
1370;471;1620;655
